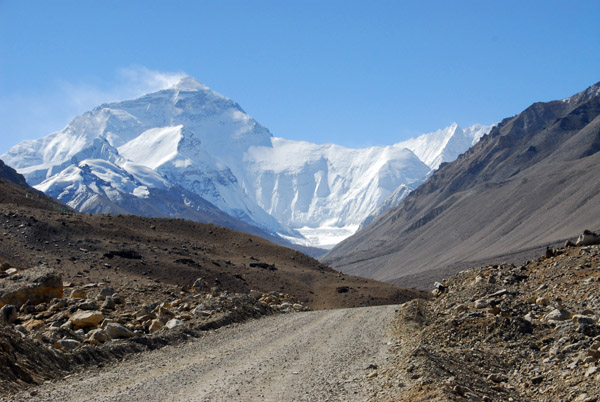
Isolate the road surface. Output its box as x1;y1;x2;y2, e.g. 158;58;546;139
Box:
13;305;399;401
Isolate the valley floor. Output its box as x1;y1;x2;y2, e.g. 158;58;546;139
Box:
7;306;400;402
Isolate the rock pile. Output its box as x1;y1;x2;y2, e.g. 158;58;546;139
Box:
371;235;600;401
0;267;308;395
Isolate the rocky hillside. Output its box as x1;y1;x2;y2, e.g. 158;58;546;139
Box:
370;234;600;401
324;82;600;288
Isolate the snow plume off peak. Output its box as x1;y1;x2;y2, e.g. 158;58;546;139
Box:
1;77;493;248
172;76;209;91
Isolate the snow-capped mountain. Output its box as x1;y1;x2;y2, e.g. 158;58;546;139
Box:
395;123;489;170
2;77;492;248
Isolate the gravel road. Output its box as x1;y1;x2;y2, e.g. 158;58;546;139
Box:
14;305;399;401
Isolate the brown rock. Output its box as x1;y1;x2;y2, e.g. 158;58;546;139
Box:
0;266;63;307
70;289;87;299
87;328;108;344
148;319;164;333
158;306;176;320
22;319;45;331
69;310;104;328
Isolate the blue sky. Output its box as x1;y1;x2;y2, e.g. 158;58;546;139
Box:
0;0;598;155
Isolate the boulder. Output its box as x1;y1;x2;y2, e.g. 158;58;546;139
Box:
0;266;63;307
57;338;80;351
148;319;164;333
192;306;212;317
78;300;98;310
572;314;596;325
22;319;45;331
97;287;115;300
474;299;489;309
576;231;600;247
544;309;571;322
111;292;123;304
158;306;176;320
87;328;108;344
101;297;115;310
165;319;184;329
0;304;18;324
70;289;87;299
105;323;135;339
69;310;104;328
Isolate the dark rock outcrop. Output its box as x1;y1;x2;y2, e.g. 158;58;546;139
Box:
0;160;28;188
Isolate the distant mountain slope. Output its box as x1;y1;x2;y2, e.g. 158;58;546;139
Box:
323;82;600;287
0;159;28;187
2;77;491;248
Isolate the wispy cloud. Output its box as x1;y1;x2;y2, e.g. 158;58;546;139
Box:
0;67;187;154
58;66;187;110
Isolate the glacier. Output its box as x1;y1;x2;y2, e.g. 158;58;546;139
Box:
2;77;492;249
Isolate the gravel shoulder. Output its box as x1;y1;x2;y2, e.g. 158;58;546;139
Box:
10;305;399;402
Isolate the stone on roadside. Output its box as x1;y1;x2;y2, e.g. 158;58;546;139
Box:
165;319;184;329
158;306;176;320
105;322;135;339
98;287;115;300
70;289;87;299
70;310;104;328
536;297;550;306
22;319;45;331
57;338;80;351
148;319;164;333
192;306;212;317
0;304;18;324
87;328;108;344
474;299;489;309
572;314;596;325
101;296;116;310
78;300;98;310
111;293;123;304
544;309;571;322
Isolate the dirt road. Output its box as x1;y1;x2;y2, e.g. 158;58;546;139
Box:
13;305;399;401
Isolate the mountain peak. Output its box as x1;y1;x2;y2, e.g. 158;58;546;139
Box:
172;76;209;91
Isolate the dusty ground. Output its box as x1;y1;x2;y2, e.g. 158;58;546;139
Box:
6;305;400;402
375;242;600;401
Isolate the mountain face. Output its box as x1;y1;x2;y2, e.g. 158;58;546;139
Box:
323;82;600;287
0;159;28;187
2;77;490;248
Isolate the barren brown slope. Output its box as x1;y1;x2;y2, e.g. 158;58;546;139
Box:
323;82;600;289
0;177;426;310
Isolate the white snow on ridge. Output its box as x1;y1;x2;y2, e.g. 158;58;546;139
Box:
2;76;493;248
395;122;490;169
119;125;183;169
244;137;431;235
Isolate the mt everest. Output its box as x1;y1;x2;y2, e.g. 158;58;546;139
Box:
2;77;491;249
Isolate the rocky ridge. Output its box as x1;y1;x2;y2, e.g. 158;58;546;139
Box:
368;233;600;401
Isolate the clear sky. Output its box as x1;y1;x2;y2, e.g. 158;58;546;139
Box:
0;0;598;155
